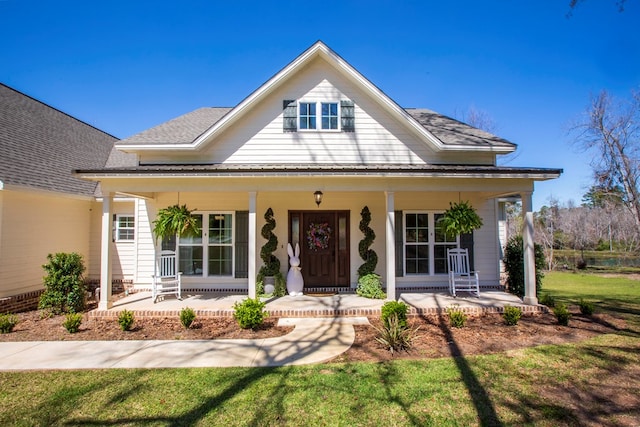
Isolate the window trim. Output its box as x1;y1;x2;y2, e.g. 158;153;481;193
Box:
297;100;341;132
177;211;235;278
403;211;459;276
114;214;135;242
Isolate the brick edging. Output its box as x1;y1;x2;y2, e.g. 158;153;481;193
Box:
88;304;548;320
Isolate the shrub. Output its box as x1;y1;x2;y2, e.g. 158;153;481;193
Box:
374;313;416;354
503;235;545;298
356;274;386;299
447;306;467;328
118;309;135;331
180;307;196;329
233;298;268;329
63;312;83;333
381;301;408;328
578;299;595;315
0;313;19;334
39;252;87;314
553;303;571;326
503;306;523;326
539;293;556;307
357;206;378;278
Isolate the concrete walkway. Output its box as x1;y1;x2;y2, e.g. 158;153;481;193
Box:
0;317;368;371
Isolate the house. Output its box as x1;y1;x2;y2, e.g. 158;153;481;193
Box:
75;41;562;310
0;83;120;311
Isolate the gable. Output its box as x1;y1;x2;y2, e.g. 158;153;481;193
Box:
116;41;515;168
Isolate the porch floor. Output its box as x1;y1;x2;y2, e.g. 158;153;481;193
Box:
90;290;545;318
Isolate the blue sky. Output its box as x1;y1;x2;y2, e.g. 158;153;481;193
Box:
1;0;638;209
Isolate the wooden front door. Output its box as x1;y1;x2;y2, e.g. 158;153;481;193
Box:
289;211;350;288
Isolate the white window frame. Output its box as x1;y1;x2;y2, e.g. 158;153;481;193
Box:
298;100;340;131
403;211;459;276
114;214;135;242
177;211;235;278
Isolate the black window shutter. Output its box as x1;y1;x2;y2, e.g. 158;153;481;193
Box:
234;211;249;278
460;232;475;271
341;100;355;132
283;100;297;132
395;210;404;277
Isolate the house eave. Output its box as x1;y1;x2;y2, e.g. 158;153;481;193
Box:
75;164;563;182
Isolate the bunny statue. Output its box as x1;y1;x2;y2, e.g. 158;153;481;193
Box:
286;243;304;296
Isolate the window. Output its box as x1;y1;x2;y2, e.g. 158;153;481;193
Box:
283;99;354;132
299;102;316;129
404;212;458;275
115;215;135;241
178;212;234;277
321;102;338;129
299;101;339;130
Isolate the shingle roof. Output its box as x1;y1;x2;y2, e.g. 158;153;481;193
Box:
117;107;232;146
114;106;514;150
0;83;117;196
405;109;515;149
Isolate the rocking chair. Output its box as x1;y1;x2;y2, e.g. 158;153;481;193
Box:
447;248;480;297
151;250;182;303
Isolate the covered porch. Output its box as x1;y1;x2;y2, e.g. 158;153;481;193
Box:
88;289;546;319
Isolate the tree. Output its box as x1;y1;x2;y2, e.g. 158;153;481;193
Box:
568;0;628;14
571;89;640;235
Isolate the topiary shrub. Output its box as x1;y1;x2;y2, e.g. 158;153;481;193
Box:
0;313;19;334
39;252;87;315
553;303;571;326
233;298;268;330
63;312;83;333
357;206;378;278
180;307;196;329
258;208;280;277
381;301;408;328
503;306;523;326
578;299;595;315
356;273;386;299
447;306;467;328
118;309;135;331
503;235;545;298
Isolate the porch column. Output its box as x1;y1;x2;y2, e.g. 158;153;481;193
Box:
385;191;396;301
521;192;538;305
248;192;257;299
99;192;114;310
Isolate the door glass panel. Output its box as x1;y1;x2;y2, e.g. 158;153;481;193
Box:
338;216;347;250
291;215;300;247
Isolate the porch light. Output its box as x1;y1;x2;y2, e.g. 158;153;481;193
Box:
314;190;323;207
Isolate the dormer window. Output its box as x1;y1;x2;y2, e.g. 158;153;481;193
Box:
283;99;354;133
299;101;339;130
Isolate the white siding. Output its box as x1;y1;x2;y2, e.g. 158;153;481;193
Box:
87;199;136;282
138;57;494;167
0;189;92;298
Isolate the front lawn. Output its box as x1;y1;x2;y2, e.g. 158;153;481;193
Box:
0;271;638;426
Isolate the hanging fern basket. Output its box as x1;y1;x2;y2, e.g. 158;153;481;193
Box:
440;201;483;237
152;204;200;241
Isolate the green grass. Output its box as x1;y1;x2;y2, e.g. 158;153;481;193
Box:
542;271;640;329
0;272;638;426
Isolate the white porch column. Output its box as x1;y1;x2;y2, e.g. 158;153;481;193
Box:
521;191;538;305
248;192;257;299
99;192;114;310
385;191;396;301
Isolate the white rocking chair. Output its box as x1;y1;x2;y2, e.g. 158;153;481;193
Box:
447;248;480;297
151;250;182;303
